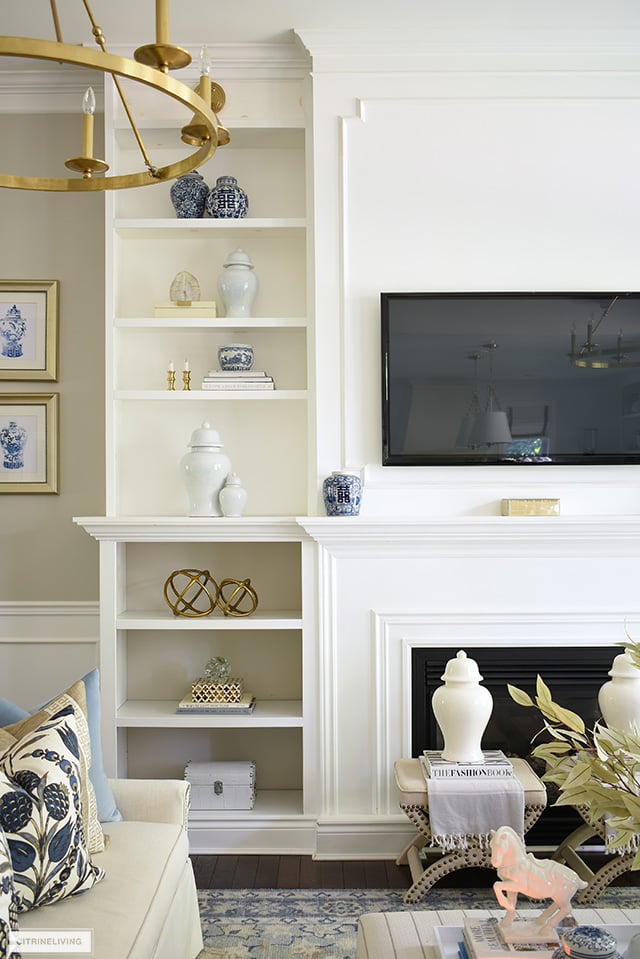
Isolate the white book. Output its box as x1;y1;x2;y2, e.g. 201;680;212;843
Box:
421;749;514;778
200;380;275;390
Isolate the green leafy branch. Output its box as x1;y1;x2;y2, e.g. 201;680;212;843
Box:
508;638;640;866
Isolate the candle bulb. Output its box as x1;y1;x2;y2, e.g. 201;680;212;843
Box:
82;87;95;158
168;361;175;372
198;44;212;102
184;360;190;372
156;0;169;46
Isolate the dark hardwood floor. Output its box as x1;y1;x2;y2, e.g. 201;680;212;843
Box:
190;855;496;891
191;855;414;890
191;852;638;891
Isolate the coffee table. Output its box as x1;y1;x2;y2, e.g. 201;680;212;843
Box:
394;757;547;903
356;908;639;959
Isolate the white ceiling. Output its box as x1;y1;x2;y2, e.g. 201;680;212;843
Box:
3;0;640;48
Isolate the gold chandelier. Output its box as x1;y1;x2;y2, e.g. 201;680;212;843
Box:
0;0;229;192
569;295;640;369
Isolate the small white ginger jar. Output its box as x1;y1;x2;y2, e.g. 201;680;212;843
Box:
431;650;493;762
219;472;248;517
217;248;258;318
598;649;640;733
180;422;231;517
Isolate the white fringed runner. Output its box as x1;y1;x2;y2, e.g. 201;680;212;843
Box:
428;775;525;852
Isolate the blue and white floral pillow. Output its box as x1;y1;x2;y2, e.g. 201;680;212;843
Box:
0;703;104;912
0;826;20;958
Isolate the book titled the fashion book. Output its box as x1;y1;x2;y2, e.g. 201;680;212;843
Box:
461;918;559;959
420;749;514;778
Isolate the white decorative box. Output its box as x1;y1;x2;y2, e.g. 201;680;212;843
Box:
185;760;256;810
154;300;217;319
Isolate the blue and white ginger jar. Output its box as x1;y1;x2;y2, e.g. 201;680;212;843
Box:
322;471;362;516
206;175;249;219
0;305;27;358
170;170;209;218
0;420;27;469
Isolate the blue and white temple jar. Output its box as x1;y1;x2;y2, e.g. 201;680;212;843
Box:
170;170;209;218
0;305;27;358
322;471;362;516
0;420;27;469
206;176;249;218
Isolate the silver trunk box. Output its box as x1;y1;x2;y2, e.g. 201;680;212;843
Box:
185;760;256;810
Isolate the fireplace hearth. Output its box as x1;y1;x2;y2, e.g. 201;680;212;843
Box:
412;645;619;847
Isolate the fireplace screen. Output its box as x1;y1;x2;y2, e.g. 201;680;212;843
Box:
412;645;619;846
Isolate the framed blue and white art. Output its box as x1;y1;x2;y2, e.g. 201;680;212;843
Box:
0;393;59;493
0;279;59;381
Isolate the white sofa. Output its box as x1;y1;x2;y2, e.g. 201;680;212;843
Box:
17;778;203;959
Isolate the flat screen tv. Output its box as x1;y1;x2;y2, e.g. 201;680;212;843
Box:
381;292;640;466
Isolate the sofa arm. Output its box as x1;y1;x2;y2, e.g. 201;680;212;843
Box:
108;778;190;830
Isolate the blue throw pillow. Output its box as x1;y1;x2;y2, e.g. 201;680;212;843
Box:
0;670;121;823
0;700;28;726
80;669;122;823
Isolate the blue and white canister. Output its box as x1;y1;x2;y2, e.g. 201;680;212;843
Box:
169;170;209;218
322;471;362;516
206;175;249;219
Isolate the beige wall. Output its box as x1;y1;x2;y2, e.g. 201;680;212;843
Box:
0;114;105;601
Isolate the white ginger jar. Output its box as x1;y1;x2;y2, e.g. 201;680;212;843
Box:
598;648;640;733
180;422;231;517
431;650;493;762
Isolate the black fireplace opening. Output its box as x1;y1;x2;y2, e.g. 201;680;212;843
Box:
411;645;619;848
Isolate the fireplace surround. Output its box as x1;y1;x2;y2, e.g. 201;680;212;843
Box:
412;644;620;845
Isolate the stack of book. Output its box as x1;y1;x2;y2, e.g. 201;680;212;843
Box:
176;692;256;714
420;748;514;779
201;370;275;390
457;917;559;959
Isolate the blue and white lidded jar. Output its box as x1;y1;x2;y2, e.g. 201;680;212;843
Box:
217;248;258;318
322;471;362;516
169;170;209;218
206;175;249;218
552;926;621;959
0;420;27;470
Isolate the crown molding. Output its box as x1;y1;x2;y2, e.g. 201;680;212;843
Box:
294;27;640;73
0;39;308;113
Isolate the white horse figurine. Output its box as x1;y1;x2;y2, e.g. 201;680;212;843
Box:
490;826;588;938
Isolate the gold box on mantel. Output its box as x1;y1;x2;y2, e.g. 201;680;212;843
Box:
191;678;243;704
154;301;217;319
501;498;560;516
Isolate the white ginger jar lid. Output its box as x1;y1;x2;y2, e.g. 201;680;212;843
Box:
223;248;254;269
441;649;484;684
188;421;223;448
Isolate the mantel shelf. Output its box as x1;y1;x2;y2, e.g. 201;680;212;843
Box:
116;699;303;727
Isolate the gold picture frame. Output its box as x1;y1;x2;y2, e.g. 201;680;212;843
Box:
0;280;59;381
0;393;59;493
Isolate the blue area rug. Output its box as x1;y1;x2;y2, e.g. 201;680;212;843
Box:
197;886;640;959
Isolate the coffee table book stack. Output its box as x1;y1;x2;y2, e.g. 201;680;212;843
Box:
201;369;275;390
435;918;560;959
420;749;515;779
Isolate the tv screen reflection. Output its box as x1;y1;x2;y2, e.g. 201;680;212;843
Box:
381;292;640;466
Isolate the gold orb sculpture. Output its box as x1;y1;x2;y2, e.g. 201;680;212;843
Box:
218;578;259;617
163;568;220;617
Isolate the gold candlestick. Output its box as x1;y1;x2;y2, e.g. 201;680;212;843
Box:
167;369;176;390
182;369;191;391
